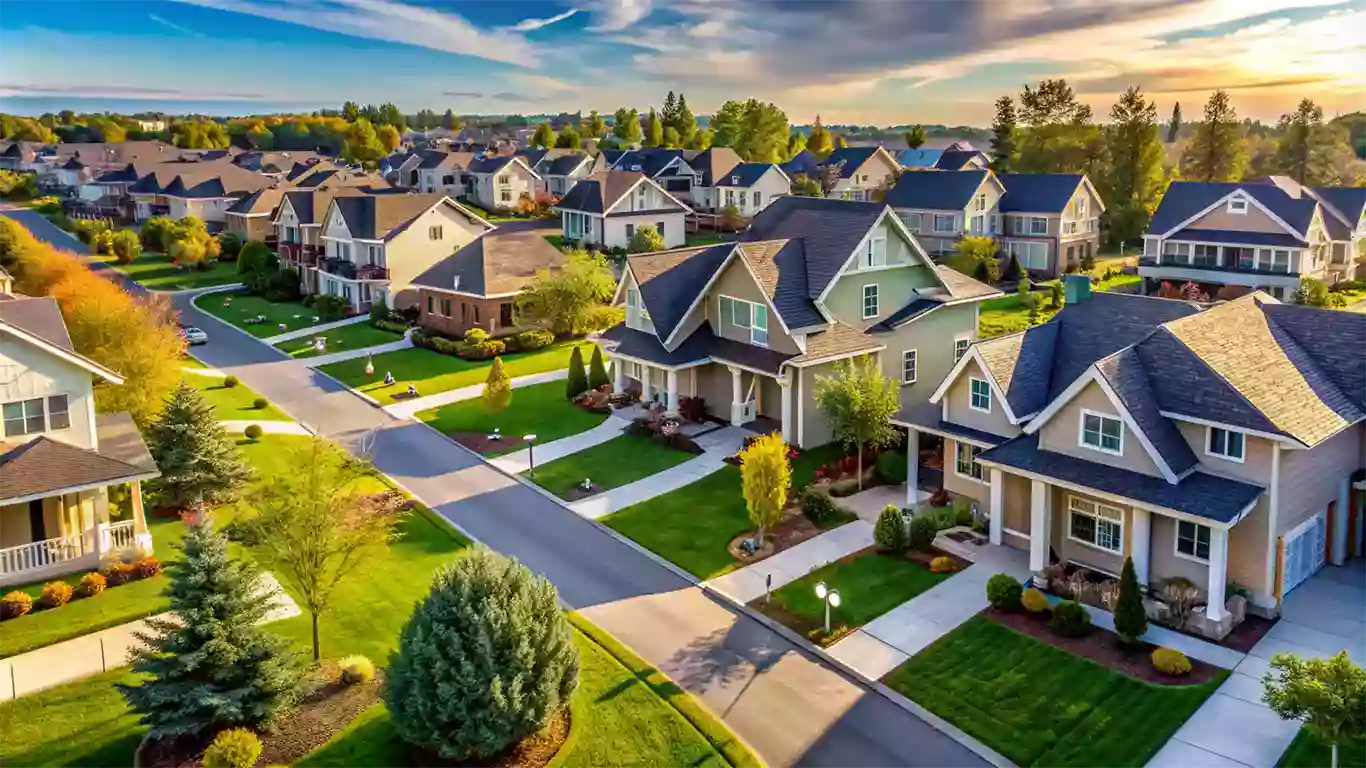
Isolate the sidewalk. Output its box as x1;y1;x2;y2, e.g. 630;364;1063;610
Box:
181;365;225;377
384;369;569;419
490;415;628;474
261;314;370;344
708;520;875;603
219;420;313;436
302;333;412;367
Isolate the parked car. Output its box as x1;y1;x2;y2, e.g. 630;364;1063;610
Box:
179;326;208;346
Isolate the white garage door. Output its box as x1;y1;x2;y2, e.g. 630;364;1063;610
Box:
1283;511;1327;596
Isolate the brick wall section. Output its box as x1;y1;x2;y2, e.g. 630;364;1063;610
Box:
416;288;520;338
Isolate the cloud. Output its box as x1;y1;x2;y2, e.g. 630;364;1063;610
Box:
443;91;486;98
440;90;529;102
508;8;579;32
506;73;577;92
148;13;206;37
584;0;652;31
0;83;272;101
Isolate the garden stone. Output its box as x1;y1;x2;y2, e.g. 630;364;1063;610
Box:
1226;594;1247;624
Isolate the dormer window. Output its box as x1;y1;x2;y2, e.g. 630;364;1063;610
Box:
862;236;887;268
1080;410;1123;455
1227;197;1248;215
731;175;740;184
1207;426;1245;462
969;378;991;412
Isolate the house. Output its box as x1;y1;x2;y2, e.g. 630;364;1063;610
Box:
597;196;1000;447
817;146;901;201
686;147;745;213
0;141;41;171
898;280;1366;639
225;167;387;245
534;152;593;198
886;169;1104;277
0;273;159;587
411;231;566;338
897;139;978;169
463;154;541;212
933;149;991;171
554;170;692;250
607;148;698;201
1140;177;1366;300
231;150;323;179
713;163;791;217
312;192;495;312
410;149;476;195
126;158;273;227
780;150;821;181
275;186;379;294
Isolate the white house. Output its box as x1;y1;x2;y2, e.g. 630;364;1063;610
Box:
463;155;541;212
714;163;791;217
554;170;693;250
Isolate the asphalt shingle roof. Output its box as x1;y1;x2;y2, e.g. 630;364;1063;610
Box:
555;170;648;215
1149;180;1318;236
884;170;990;211
742;195;887;302
821;147;880;178
1310;186;1366;241
780;150;819;178
601;323;796;375
691;147;744;186
1095;347;1198;475
716;163;779;188
0;435;155;503
0;295;76;352
332;193;449;241
996;173;1086;213
934;149;988;170
1168;228;1306;247
896;401;1005;446
410;231;565;296
627;243;733;341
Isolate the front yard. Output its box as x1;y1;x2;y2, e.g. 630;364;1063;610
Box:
1278;728;1366;768
525;433;695;500
884;615;1225;767
194;292;319;339
418;379;608;456
978;292;1063;338
273;322;403;359
183;370;292;421
98;251;239;292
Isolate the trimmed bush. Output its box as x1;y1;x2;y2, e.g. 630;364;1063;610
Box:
800;486;845;527
515;329;554;351
565;345;589;400
243;424;264;441
908;514;938;551
203;728;263;768
40;580;73;609
876;451;908;485
588;345;610;390
134;556;164;580
252;397;268;410
76;571;108;598
223;375;239;388
1049;600;1092;637
106;562;138;586
986;573;1023;612
1;590;33;619
1021;587;1049;613
1151;647;1192;677
930;556;957;574
1114;556;1148;645
340;655;375;685
373;318;408;334
874;506;909;552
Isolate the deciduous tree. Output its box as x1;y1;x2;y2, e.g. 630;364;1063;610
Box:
1015;78;1102;175
555;124;581;149
1182;90;1246;182
376;123;401;152
814;356;901;490
949;235;1002;284
711;98;790;162
583;110;605;138
807;115;833;158
483;357;512;413
515;250;616;335
1273;99;1340;186
531;122;556;149
1263;651;1366;768
904;124;926;149
644;108;663;148
612;107;642;144
342;118;385;166
628;224;665;253
739;432;791;547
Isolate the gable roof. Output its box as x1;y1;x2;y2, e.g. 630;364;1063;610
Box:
1308;186;1366;241
884;169;991;210
330;193;488;241
127;158;270;199
690;146;745;187
741;196;892;301
780;150;819;178
0;294;124;383
1149;179;1319;237
820;146;885;178
934;149;989;170
996;173;1089;213
612;148;686;177
410;230;566;296
555;170;688;216
415;149;476;171
716;163;782;188
542;152;591;176
0;435;156;504
626;243;734;342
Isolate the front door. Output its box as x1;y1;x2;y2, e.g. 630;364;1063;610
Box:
28;499;46;542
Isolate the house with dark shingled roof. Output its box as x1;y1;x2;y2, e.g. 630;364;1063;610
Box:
554;170;692;250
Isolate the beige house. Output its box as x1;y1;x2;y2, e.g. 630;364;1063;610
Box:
0;274;159;587
463;155;541;213
226;166;387;246
819;146;902;202
899;280;1366;639
127;158;272;227
411;231;566;338
554;170;692;250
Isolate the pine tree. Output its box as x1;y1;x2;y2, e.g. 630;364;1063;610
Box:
661;91;679;130
530;122;555;149
644;108;663;148
1166;101;1182;143
441;108;457;130
1114;556;1148;645
1102;86;1166;245
118;522;301;739
1273;98;1338;186
146;381;252;509
1182;90;1246;182
565;346;588;400
990;96;1018;172
588;346;610;390
483;357;512;413
674;93;696;144
807;114;833;158
904;124;926;149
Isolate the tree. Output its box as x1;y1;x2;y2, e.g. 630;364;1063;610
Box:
342;118;385;166
117;522;301;739
687;127;713;151
628;224;665;253
555;124;581;149
816;161;845;197
661;91;679;130
1166;101;1182;143
515;250;616;335
990;96;1018;173
1274;99;1340;186
807;115;834;158
146;381;252;509
441;108;457;130
1102;86;1166;245
1114;556;1147;644
739;432;791;547
644;108;663;148
588;346;610;390
612;107;642;144
833;134;849;149
710;98;790;162
1263;651;1366;768
375;124;401;152
1015;78;1101;174
342;101;359;121
565;346;588;400
484;357;512;413
791;174;822;197
583;110;605;139
109;230;141;265
786;131;807;160
1182;90;1246;182
386;547;579;761
673;93;697;145
531;122;556;149
237;240;273;277
663;126;681;149
377;102;406;131
904;125;926;149
814;356;901;490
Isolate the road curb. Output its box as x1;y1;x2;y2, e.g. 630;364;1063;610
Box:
307;367;384;408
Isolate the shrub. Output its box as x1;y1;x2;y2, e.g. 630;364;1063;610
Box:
986;573;1023;612
800;486;845;527
40;580;73;609
1;591;33;619
515;328;554;351
953;501;974;528
134;556;164;580
368;294;389;324
908;514;938;551
1022;587;1049;613
252;397;268;410
216;232;242;261
1114;556;1148;645
565;345;589;400
1049;600;1092;637
110;230;142;264
1151;647;1192;677
76;571;108;598
312;293;347;320
874;506;909;552
373;318;408;334
223;375;239;388
106;562;138;586
244;424;264;441
587;345;610;390
340;655;375;685
930;556;957;574
301;293;316;308
876;451;907;485
828;477;860;497
203;728;263;768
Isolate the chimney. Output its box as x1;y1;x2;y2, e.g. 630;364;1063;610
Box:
1064;273;1091;304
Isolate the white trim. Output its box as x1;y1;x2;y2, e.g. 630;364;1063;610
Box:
1205;425;1247;464
601;175;695;216
1174;518;1213;564
887;418;999;449
781;343;887;370
1159;188;1305;240
1003;527;1031;541
901;348;918;385
659;244;792;348
813;205;946;306
1078;407;1124;456
717;293;771;348
968;377;992;413
861;283;880;319
1158;410;1301;447
0;471;160;507
0;325;124;384
927;344;1023;424
953;334;972;363
1066;494;1125;555
1226;198;1248;215
953;441;988;485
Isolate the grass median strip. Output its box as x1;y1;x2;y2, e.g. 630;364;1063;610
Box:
99;251;239;291
183;373;291;421
195;292;319;338
273;322;403;359
319;341;592;403
524;434;694;499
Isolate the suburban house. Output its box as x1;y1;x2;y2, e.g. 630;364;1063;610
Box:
534;152;593;197
0;273;159;587
311;192;495;313
687;147;745;213
225;168;387;245
275;186;377;294
410;230;566;338
898;281;1366;638
0;141;40;171
410;149;476;195
1140;177;1366;300
897;139;980;169
886;169;1104;277
713;163;791;218
462;154;540;212
126;158;273;227
597;196;999;447
932;149;991;171
230;150;322;179
554;170;692;250
604;148;698;201
780;149;821;181
817;146;902;201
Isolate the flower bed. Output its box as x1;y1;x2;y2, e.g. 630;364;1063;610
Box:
0;551;164;625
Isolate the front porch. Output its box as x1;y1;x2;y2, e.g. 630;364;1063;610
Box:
0;482;153;587
610;355;795;443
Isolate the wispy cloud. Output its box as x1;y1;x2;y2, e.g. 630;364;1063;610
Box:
148;13;206;38
507;8;579;32
0;83;272;101
584;0;652;32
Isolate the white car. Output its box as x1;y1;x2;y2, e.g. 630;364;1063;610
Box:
179;326;209;346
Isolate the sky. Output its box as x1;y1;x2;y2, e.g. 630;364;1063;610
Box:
1;0;1363;126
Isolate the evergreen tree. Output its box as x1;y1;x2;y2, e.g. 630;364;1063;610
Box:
565;346;588;400
739;433;791;547
1102;86;1166;245
661;91;679;130
674;93;697;144
687;127;713;151
1016;78;1100;174
663;126;681;148
583;110;606;139
1166;101;1182;143
441;109;458;131
644;108;663;147
146;381;252;509
386;547;579;761
342;101;359;121
807;114;834;158
1273;98;1339;186
1114;556;1148;645
1182;90;1246;182
588;346;610;390
530;122;556;149
612;107;642;144
904;124;926;149
118;522;301;739
786;131;807;160
555;124;582;149
484;357;512;413
990;96;1018;172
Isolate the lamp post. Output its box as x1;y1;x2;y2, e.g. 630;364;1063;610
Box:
524;434;538;477
365;356;374;377
814;581;841;636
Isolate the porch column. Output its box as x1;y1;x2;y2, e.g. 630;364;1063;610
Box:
1206;526;1229;622
666;369;680;415
642;366;654;402
988;468;1004;546
1332;478;1350;565
779;373;794;444
613;357;625;393
131;481;148;535
1029;479;1049;583
1130;507;1151;585
905;428;920;508
728;366;744;426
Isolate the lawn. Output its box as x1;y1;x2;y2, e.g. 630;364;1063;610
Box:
543;234;568;250
1278;728;1366;768
97;250;239;291
884;615;1226;767
319;340;593;404
978;291;1063;339
686;231;732;247
273;322;403;359
525;434;695;499
417;379;609;456
757;551;951;644
602;443;845;579
183;372;292;421
194;291;320;339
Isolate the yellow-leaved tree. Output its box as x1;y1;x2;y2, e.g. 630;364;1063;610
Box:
483;357;511;414
740;432;791;547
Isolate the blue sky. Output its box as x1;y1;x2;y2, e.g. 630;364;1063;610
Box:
1;0;1363;125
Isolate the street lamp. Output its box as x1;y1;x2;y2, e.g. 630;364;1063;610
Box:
364;356;374;376
814;581;841;635
524;434;538;477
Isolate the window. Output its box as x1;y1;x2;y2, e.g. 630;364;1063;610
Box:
473;305;480;323
1193;243;1219;267
1068;496;1123;553
969;378;991;411
862;284;879;319
1080;410;1123;454
2;398;46;436
1207;426;1245;462
656;221;665;238
1163;241;1192;265
497;175;509;184
625;223;635;240
753;191;762;208
1006;241;1048;271
719;295;768;346
440;298;452;317
426;295;434;314
1256;248;1291;273
500;190;511;203
902;212;922;233
863;236;887;268
1227;198;1248;214
1176;520;1212;561
1029;216;1047;235
47;395;69;430
975;193;987;212
955;442;984;481
428;226;443;241
954;337;970;363
499;302;514;327
932;214;955;233
284;226;297;243
901;349;917;384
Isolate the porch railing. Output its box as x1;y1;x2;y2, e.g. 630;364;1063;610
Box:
0;532;87;577
105;520;138;552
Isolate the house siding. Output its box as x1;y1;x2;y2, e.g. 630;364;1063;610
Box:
1186;204;1291;235
942;438;992;506
1277;425;1364;536
416;291;518;338
707;257;801;355
602;213;687;250
0;340;99;453
877;302;976;413
379;205;487;309
1051;486;1128;576
798;360;842;448
943;357;1019;439
1037;381;1165;478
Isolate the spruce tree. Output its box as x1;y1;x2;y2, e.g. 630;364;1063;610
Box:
565;346;589;400
1182;90;1246;182
644;108;663;148
146;381;252;509
674;93;696;145
386;547;579;761
1166;101;1182;143
587;346;610;390
990;96;1018;172
807;114;833;158
118;522;301;739
1114;556;1148;645
483;356;512;414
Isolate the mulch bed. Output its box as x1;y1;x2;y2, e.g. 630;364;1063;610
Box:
449;431;518;455
1219;613;1278;653
411;708;569;768
557;481;606;502
986;608;1221;686
904;546;971;572
945;530;986;546
726;506;825;564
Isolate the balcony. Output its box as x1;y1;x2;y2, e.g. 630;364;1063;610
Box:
358;264;388;280
279;242;319;266
1139;256;1297;278
317;258;388;281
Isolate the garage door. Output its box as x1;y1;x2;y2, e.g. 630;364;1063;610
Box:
1283;511;1327;596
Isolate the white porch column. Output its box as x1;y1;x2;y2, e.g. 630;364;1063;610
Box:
1332;478;1350;565
1130;507;1151;586
779;373;794;444
642;366;654;402
613;357;625;393
666;369;680;415
989;468;1004;546
728;366;744;426
1206;526;1229;622
906;428;920;508
1029;479;1049;582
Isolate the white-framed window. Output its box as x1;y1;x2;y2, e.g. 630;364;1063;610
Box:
3;397;47;437
625;223;635;240
1255;248;1291;273
975;193;987;212
863;235;887;268
862;284;879;319
902;212;921;233
46;394;70;430
1227;197;1248;215
428;226;443;241
656;221;665;239
1207;426;1245;462
719;295;769;347
1176;520;1212;562
1068;496;1124;554
1164;242;1192;265
753;191;762;208
1080;410;1123;455
955;442;985;482
366;245;381;265
626;287;653;332
1029;216;1047;235
500;190;512;203
1193;243;1219;267
954;337;971;363
1006;241;1048;271
933;214;956;233
901;349;917;384
969;378;991;412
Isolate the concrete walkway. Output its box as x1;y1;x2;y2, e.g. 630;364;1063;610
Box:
261;313;370;344
302;333;412;367
490;415;629;474
181;365;225;377
219;419;313;436
384;368;569;419
708;520;875;603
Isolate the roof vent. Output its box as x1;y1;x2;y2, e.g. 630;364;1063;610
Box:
452;276;461;290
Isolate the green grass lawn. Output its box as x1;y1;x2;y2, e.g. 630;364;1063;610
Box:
183;373;291;421
602;443;845;579
96;251;240;292
979;291;1063;339
758;551;951;645
417;380;608;456
686;231;732;246
1278;728;1366;768
526;434;694;499
543;234;568;250
320;340;593;404
273;321;403;359
885;615;1226;767
194;291;320;338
